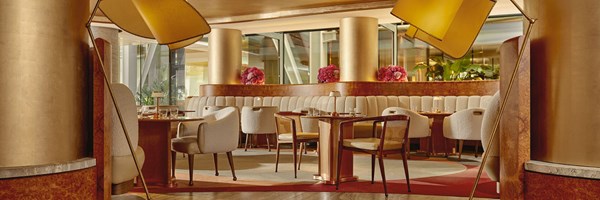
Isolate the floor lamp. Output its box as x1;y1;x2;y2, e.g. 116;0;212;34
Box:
86;0;211;199
390;0;536;199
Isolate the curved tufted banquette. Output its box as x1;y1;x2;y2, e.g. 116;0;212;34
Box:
184;95;494;118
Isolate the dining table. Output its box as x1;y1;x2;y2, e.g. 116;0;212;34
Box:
417;112;456;156
137;116;203;187
302;115;363;185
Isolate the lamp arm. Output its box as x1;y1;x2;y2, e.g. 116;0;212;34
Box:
510;0;536;24
469;7;537;199
87;1;151;199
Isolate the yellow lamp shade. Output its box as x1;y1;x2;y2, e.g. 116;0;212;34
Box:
99;0;211;50
391;0;463;40
99;0;154;39
392;0;496;59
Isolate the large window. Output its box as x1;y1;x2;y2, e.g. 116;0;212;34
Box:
117;16;523;100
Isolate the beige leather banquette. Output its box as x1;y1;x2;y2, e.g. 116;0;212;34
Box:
184;95;494;117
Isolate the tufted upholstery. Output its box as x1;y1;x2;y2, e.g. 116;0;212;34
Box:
185;95;494;118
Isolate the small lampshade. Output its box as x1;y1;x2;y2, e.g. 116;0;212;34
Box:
391;0;496;59
99;0;211;50
329;91;341;97
151;91;164;98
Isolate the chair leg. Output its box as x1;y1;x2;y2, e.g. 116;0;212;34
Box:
275;143;281;172
244;134;250;152
406;138;411;159
213;153;219;176
371;154;376;184
266;134;271;152
400;147;411;192
474;141;479;158
171;151;177;179
378;154;388;197
226;152;237;181
187;154;194;186
298;142;304;170
293;142;298;178
458;140;464;160
304;142;308;154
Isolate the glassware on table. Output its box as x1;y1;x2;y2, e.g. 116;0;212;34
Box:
170;108;179;118
159;109;168;119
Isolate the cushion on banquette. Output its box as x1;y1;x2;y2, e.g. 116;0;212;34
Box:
184;95;493;118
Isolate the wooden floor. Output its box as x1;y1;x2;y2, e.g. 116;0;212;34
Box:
114;192;495;200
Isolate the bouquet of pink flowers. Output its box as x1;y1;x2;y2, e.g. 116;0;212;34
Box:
241;67;265;85
377;65;408;82
318;64;340;83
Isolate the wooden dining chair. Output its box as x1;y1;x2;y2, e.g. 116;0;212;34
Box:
274;112;320;178
335;115;411;197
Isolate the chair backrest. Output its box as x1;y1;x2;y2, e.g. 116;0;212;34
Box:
382;107;430;138
110;83;139;157
481;91;500;181
202;105;228;117
241;106;279;133
380;115;411;146
443;108;485;140
274;112;305;138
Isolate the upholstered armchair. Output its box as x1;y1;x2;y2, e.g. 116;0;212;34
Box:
110;83;146;194
171;107;240;186
443;108;485;160
382;107;431;157
481;92;500;181
241;106;279;151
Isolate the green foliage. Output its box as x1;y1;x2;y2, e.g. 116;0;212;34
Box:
413;55;499;81
136;80;169;105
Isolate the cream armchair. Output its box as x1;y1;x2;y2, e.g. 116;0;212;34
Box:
443;108;485;160
171;107;240;186
481;92;500;181
110;84;145;194
241;106;279;151
382;107;431;157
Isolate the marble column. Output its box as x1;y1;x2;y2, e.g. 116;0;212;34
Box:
339;17;378;82
208;28;241;84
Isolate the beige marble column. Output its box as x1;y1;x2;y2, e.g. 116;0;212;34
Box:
0;0;89;167
208;28;241;84
527;0;600;168
339;17;378;82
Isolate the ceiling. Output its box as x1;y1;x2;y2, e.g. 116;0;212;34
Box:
91;0;524;51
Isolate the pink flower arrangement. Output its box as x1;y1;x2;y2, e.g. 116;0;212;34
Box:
318;64;340;83
241;67;265;85
377;65;408;82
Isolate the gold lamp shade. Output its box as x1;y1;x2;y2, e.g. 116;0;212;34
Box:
99;0;211;49
391;0;496;59
391;0;463;40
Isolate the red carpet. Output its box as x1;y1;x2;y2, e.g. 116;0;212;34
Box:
135;165;499;198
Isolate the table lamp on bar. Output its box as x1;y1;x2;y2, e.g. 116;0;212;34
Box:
87;0;212;198
329;91;341;116
390;0;537;199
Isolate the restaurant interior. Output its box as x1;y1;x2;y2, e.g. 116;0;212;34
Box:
1;0;599;199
